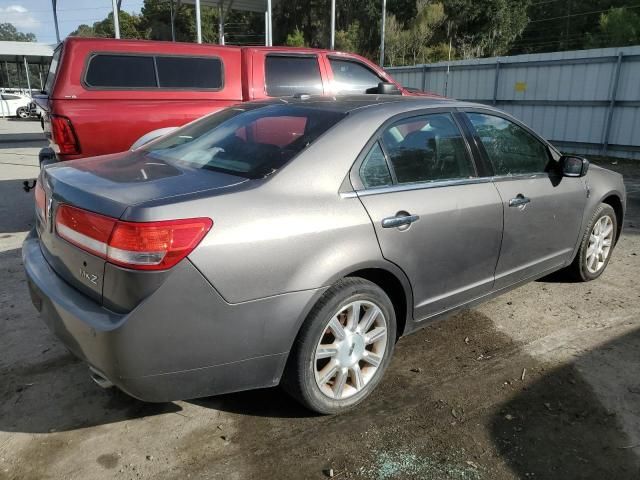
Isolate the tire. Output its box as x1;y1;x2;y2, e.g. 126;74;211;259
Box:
568;203;617;281
16;107;29;119
282;277;397;414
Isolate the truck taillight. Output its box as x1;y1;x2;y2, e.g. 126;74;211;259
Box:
55;205;212;271
35;180;46;222
51;115;80;155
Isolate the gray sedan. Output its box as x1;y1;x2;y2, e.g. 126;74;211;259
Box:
23;96;625;414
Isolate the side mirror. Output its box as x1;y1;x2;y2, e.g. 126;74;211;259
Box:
366;82;402;95
560;155;589;177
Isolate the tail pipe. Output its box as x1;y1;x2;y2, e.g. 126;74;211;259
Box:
89;366;114;389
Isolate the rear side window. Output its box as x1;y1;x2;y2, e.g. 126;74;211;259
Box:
329;58;383;94
145;104;346;179
84;54;223;90
360;142;392;188
44;46;61;94
85;55;157;88
265;56;323;97
1;94;22;100
156;56;222;89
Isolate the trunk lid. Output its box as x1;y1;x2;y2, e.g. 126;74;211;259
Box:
38;151;248;305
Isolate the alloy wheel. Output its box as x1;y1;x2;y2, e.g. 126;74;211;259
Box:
586;215;614;274
313;300;388;400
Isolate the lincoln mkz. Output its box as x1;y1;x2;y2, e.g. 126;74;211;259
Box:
24;96;625;413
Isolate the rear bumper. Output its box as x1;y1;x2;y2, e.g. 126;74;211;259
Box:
23;231;324;402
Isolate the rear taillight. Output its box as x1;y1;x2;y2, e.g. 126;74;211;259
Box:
55;205;212;271
51;115;80;155
35;179;46;222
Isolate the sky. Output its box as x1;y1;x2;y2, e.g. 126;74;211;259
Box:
0;0;144;44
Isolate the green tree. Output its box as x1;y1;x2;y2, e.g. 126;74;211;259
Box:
444;0;529;58
335;21;360;53
588;7;640;48
285;28;306;47
70;11;146;39
384;1;446;66
0;23;36;41
513;0;636;54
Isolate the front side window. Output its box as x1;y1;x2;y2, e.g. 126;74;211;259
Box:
85;55;157;88
145;104;346;179
329;58;383;94
467;113;550;175
380;113;474;184
265;56;323;97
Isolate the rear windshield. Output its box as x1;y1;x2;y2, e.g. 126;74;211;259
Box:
144;104;347;179
44;46;61;94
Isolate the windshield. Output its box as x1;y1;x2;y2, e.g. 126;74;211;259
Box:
144;104;347;179
44;45;61;94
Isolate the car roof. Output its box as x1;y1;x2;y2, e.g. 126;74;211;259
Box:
242;94;485;114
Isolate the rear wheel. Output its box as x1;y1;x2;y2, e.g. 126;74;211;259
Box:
569;203;617;281
282;278;396;414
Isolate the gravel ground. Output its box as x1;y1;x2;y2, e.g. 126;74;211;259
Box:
0;119;639;480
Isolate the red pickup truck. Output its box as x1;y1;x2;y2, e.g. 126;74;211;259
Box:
38;37;426;163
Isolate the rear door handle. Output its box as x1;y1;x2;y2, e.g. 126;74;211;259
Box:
382;214;420;228
509;194;531;208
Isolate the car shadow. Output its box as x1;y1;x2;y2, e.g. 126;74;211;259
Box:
489;326;640;479
182;312;640;478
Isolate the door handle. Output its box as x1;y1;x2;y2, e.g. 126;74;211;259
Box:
382;213;420;228
509;194;531;208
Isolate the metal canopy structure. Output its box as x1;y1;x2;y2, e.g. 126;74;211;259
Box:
48;1;389;66
0;41;55;91
181;0;278;46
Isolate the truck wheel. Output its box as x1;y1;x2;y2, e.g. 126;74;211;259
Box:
282;278;396;414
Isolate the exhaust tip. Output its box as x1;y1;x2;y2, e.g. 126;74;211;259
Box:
89;366;114;389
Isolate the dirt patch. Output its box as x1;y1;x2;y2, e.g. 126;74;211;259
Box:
161;311;639;479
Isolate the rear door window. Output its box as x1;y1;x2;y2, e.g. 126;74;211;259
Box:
156;56;223;89
85;55;157;88
265;55;323;97
329;58;383;94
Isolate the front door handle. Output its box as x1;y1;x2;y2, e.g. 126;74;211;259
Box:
509;194;531;208
382;213;420;228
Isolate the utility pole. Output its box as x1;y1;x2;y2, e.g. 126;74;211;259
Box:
111;0;121;38
379;0;386;67
330;0;335;50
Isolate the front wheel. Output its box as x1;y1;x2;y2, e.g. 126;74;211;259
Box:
16;107;29;119
569;203;617;281
282;278;396;414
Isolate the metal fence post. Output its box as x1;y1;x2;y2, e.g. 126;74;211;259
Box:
601;52;623;156
421;65;427;92
492;60;500;106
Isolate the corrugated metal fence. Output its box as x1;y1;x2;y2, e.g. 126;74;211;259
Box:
386;46;640;159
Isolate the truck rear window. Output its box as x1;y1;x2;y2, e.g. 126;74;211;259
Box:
84;54;223;90
144;104;346;179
